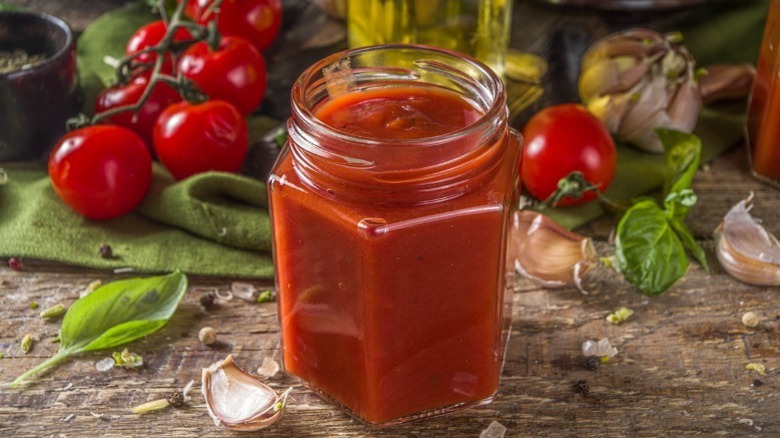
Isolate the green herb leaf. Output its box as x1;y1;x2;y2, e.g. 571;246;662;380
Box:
615;200;689;295
11;271;187;387
663;189;697;223
659;129;702;197
0;3;25;11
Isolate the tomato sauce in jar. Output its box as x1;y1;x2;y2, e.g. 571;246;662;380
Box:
747;0;780;184
268;45;520;425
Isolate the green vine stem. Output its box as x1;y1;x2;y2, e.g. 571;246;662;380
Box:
69;0;221;131
538;171;628;212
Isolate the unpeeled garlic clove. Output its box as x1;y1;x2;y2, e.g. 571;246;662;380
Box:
714;193;780;285
511;210;598;293
201;355;292;431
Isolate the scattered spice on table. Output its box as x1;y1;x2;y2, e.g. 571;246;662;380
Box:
742;312;760;328
583;355;600;371
573;380;589;396
199;327;218;345
21;334;33;353
40;303;67;319
8;257;23;271
746;363;767;376
199;292;216;309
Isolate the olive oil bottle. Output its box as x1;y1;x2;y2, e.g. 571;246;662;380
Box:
347;0;512;76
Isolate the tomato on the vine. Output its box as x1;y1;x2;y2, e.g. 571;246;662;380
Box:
182;0;282;52
153;100;248;180
521;103;617;206
48;125;152;220
94;76;181;149
178;36;266;115
126;19;193;65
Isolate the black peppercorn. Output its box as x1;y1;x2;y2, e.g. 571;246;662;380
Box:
573;380;589;396
199;292;216;309
168;391;185;407
98;244;114;259
583;355;600;371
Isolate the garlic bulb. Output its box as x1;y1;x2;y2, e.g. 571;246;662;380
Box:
201;355;292;431
714;193;780;286
511;210;598;293
579;28;701;154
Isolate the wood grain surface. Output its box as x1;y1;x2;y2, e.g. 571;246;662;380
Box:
2;146;778;436
2;1;778;436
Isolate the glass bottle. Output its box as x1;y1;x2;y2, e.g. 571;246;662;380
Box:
346;0;512;77
268;45;520;426
747;0;780;186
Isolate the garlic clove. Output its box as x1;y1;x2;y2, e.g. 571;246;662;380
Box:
714;193;780;285
699;63;756;104
201;355;292;431
665;74;701;133
511;210;598;293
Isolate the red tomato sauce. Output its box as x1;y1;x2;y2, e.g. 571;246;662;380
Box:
270;86;517;424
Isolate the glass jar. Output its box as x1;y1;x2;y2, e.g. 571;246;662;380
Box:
746;0;780;186
268;45;520;426
346;0;513;77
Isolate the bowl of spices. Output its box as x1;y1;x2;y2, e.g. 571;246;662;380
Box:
0;10;82;162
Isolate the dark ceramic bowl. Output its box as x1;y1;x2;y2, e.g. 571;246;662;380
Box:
0;11;82;162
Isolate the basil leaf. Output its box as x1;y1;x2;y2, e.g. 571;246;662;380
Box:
60;271;188;352
77;1;156;87
664;189;697;223
0;3;25;11
658;129;702;197
11;271;187;387
615;200;689;295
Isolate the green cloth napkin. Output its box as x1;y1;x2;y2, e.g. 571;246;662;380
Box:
0;163;274;278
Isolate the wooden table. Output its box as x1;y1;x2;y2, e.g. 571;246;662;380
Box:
2;1;778;436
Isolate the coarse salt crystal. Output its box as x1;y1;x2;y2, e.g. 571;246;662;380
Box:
479;420;507;438
582;338;618;358
95;357;115;372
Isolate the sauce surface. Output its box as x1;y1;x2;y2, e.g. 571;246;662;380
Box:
315;86;482;140
270;85;516;424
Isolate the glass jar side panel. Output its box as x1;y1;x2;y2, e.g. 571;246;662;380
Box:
268;132;518;425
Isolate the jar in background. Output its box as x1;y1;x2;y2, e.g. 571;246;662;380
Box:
746;0;780;186
346;0;512;77
268;45;520;426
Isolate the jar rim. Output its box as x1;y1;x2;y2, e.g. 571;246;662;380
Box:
290;43;507;148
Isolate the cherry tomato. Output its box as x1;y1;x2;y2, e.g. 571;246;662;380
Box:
126;20;193;65
521;104;617;206
178;36;266;115
48;125;152;220
153;100;248;180
182;0;282;52
94;76;182;149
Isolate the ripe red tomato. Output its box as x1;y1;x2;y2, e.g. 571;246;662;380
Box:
178;36;267;115
94;76;181;149
126;20;193;65
48;125;152;220
182;0;282;52
521;104;617;206
153;100;248;180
